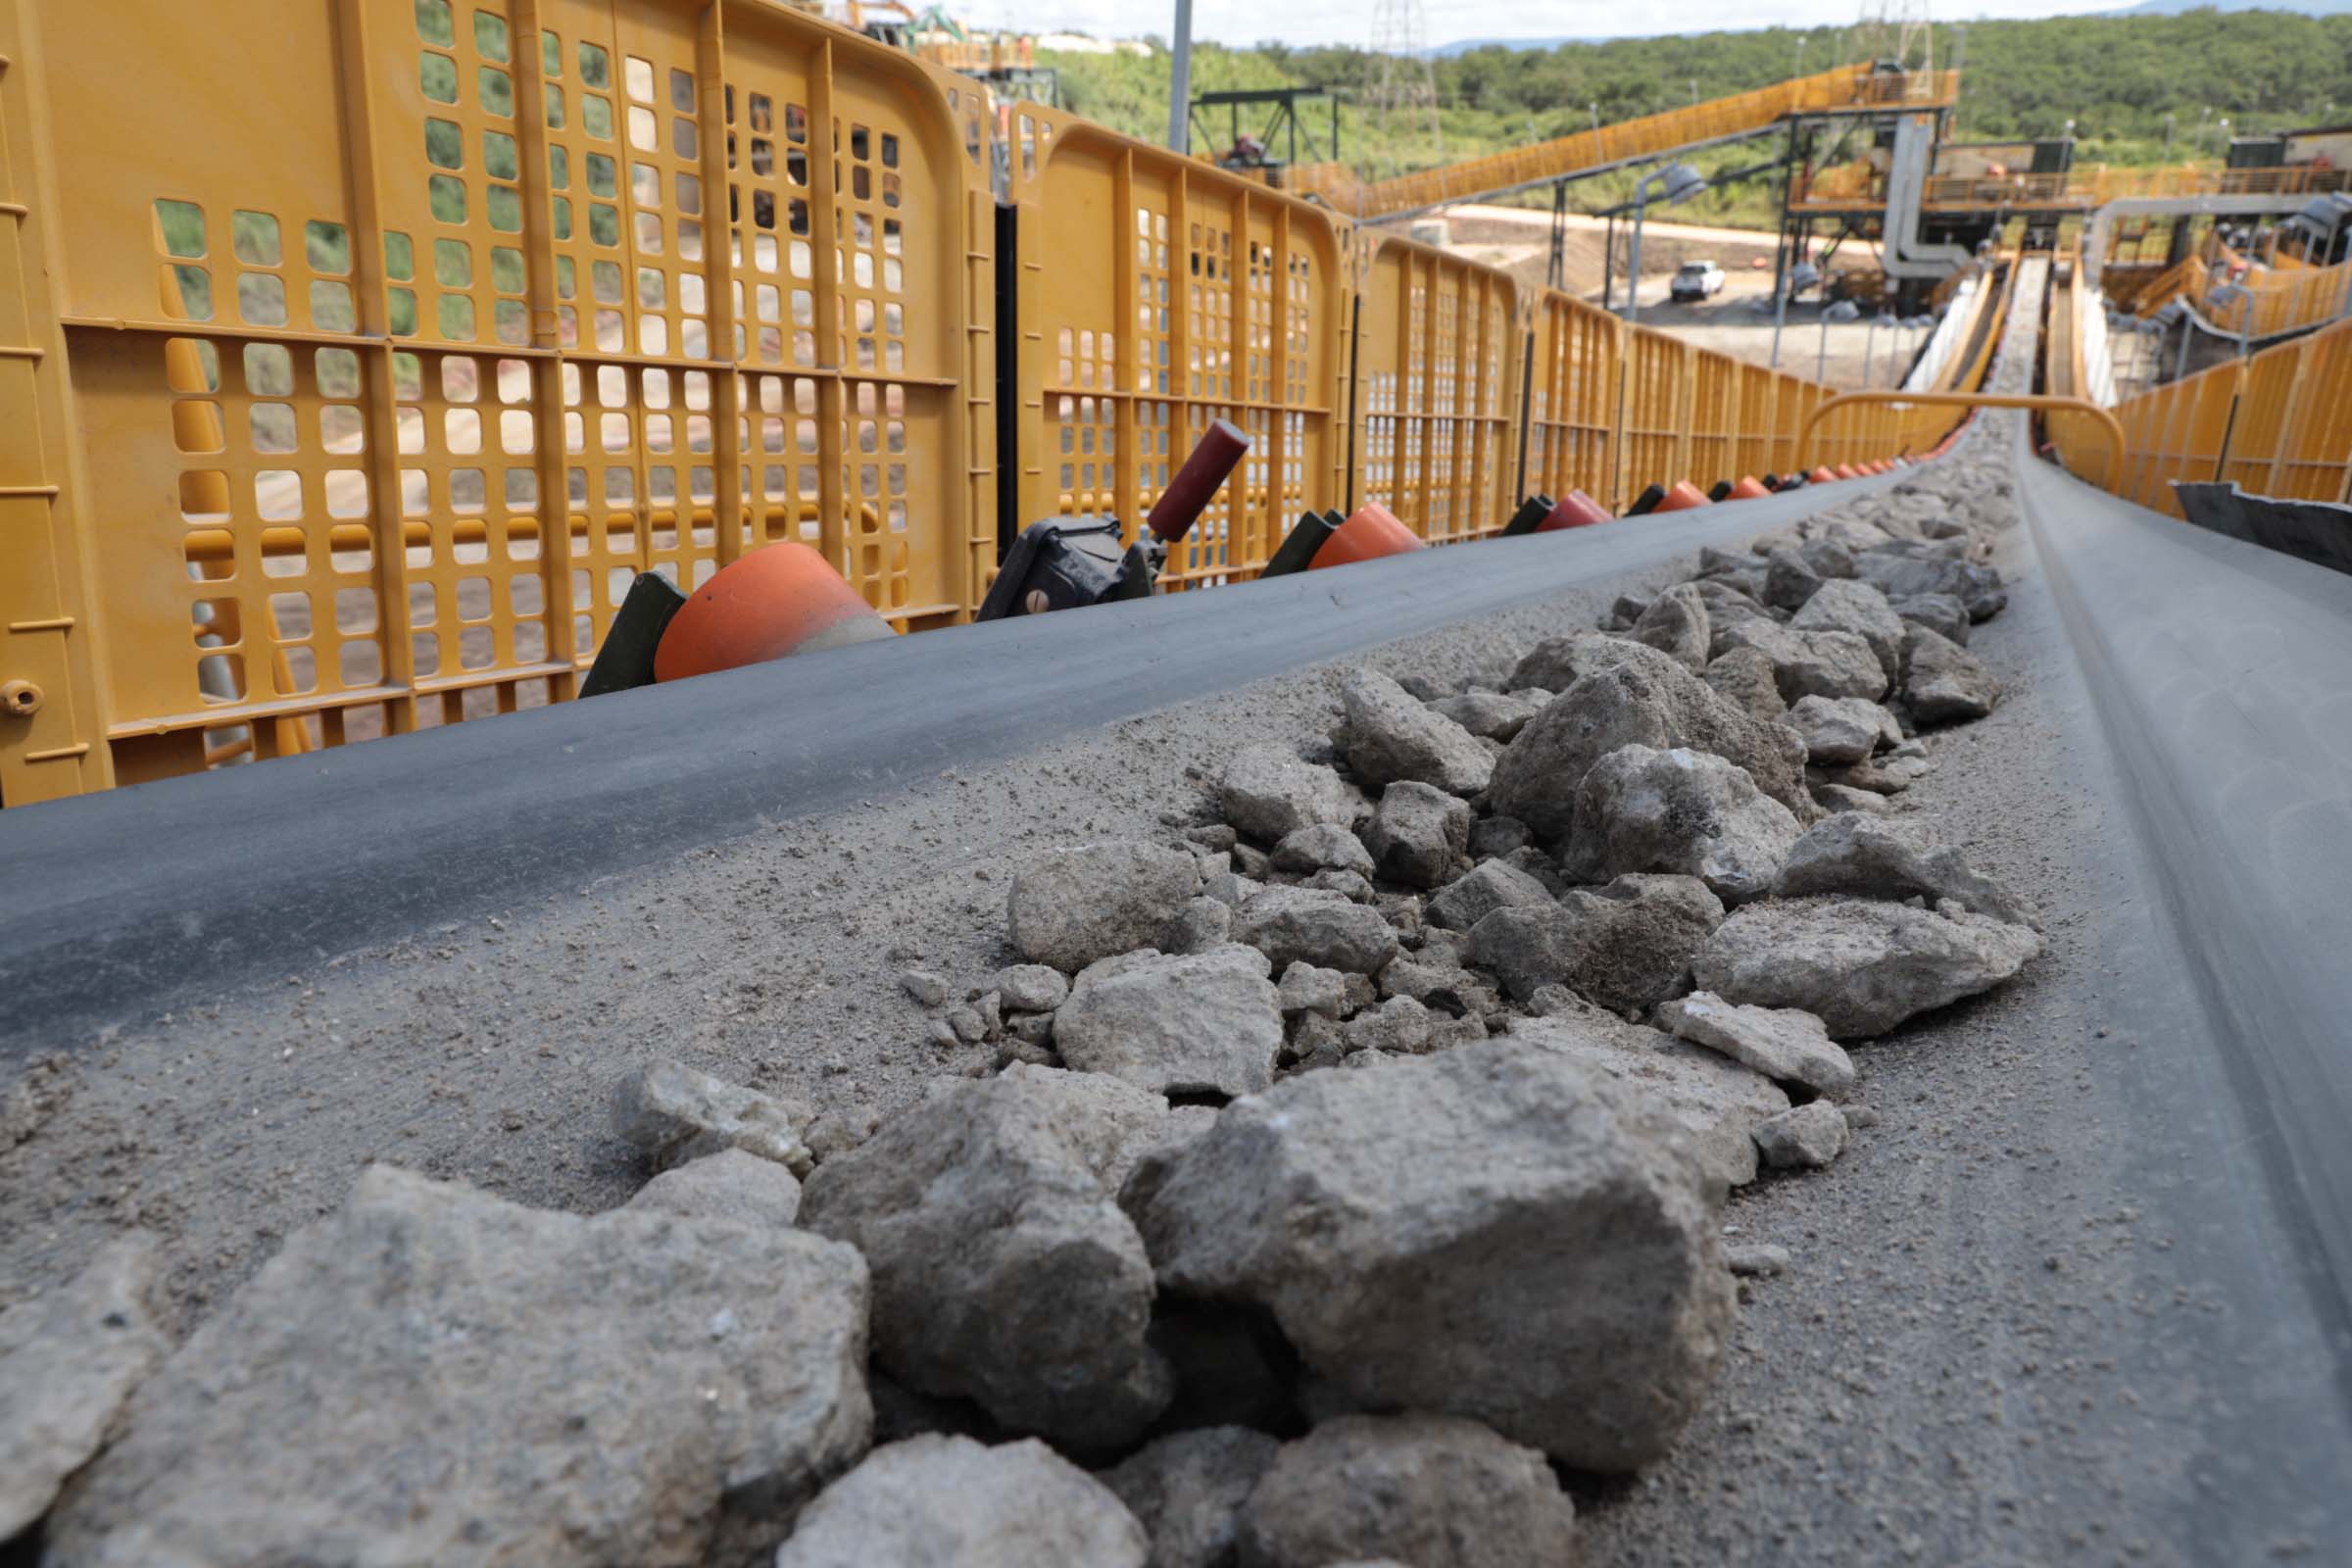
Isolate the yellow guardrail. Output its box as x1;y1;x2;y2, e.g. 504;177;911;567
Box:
1290;66;1958;220
2048;316;2352;514
0;14;1988;805
1797;161;2350;215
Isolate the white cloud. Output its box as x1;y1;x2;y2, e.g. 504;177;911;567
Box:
977;0;2126;52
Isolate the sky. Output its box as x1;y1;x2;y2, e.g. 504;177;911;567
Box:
993;0;2132;51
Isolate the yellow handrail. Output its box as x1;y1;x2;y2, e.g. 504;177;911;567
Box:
1802;391;2126;488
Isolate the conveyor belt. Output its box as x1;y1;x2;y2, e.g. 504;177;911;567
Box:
0;472;1908;1048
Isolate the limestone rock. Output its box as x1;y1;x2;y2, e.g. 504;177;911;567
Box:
1855;550;2006;621
1562;744;1804;904
1468;873;1724;1013
1221;745;1360;845
1234;1414;1578;1568
1123;1040;1734;1472
1511;1009;1790;1189
776;1436;1148;1568
1889;592;1970;647
1773;810;2038;928
0;1235;170;1542
1762;548;1823;612
1055;945;1286;1099
1902;625;2001;723
1425;858;1555;932
1235;887;1401;974
1504;632;1647;695
1009;842;1205;973
1337;669;1493;797
623;1147;805;1227
1791;578;1906;682
1653;991;1856;1098
1692;896;2041;1038
1629;583;1711;671
1812;782;1893;814
800;1066;1172;1450
1714;619;1888;704
1277;960;1348;1020
44;1168;870;1568
1702;646;1787;720
1270;823;1375;878
1430;690;1541;742
1487;640;1810;841
1360;780;1472;890
994;963;1072;1014
612;1057;813;1177
1786;695;1902;765
1752;1102;1848;1169
1101;1426;1280;1568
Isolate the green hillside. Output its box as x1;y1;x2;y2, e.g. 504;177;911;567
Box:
1038;9;2352;228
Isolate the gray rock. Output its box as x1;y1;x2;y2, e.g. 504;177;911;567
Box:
623;1147;805;1226
1562;744;1805;904
1798;535;1858;580
1221;745;1360;845
1185;823;1241;854
612;1057;814;1177
1468;873;1724;1012
1123;1041;1734;1471
1762;548;1823;612
1430;690;1542;742
1692;896;2041;1038
1425;858;1555;932
1203;870;1261;908
1102;1426;1280;1568
1752;1102;1848;1169
1812;782;1893;814
1304;868;1374;903
1653;991;1856;1098
801;1066;1172;1450
1360;780;1473;890
1009;842;1206;974
1724;1242;1792;1277
1818;750;1935;796
1230;843;1272;878
1714;619;1887;704
776;1436;1148;1568
994;963;1071;1014
1467;814;1533;858
1604;592;1652;629
1271;823;1375;877
1699;544;1754;575
946;1004;989;1046
1235;887;1400;974
1055;945;1285;1099
1337;669;1493;797
1855;550;2007;621
1889;592;1970;647
1692;577;1774;629
1791;578;1906;682
1505;632;1648;694
1511;1009;1790;1189
1342;994;1435;1055
1277;960;1348;1019
45;1169;869;1568
900;969;952;1007
1630;583;1711;671
1774;811;2038;928
0;1235;170;1542
1487;640;1811;842
1234;1414;1578;1568
1786;695;1902;765
805;1105;883;1163
1702;646;1788;720
1902;625;2001;723
1170;896;1238;956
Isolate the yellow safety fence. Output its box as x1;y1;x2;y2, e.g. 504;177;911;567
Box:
2049;315;2352;515
1;11;1980;806
1797;160;2349;217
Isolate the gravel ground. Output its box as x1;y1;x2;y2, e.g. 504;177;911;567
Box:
7;427;2348;1560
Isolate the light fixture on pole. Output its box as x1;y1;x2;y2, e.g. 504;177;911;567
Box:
1819;298;1861;381
1770;259;1822;369
1623;162;1708;327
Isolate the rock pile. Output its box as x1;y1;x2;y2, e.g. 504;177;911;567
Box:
12;451;2045;1566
